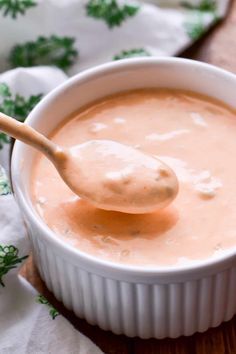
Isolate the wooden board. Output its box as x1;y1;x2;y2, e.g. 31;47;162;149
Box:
21;2;236;352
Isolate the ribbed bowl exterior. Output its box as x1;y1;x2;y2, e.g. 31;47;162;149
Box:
30;230;236;339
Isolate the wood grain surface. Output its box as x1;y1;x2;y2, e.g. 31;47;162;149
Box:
21;2;236;353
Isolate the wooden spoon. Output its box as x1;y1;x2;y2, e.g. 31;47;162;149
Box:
0;112;179;214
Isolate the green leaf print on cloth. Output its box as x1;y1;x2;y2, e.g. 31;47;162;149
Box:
36;295;60;320
86;0;139;28
113;48;150;60
0;83;42;122
0;245;28;286
0;165;11;195
9;36;78;71
0;133;10;149
181;0;217;12
0;83;42;149
185;14;206;40
0;0;36;19
182;1;219;40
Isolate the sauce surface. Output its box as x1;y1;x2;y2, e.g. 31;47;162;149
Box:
32;89;236;266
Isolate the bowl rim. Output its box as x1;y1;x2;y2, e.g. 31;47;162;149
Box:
11;57;236;278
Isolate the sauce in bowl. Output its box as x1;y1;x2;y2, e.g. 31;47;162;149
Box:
32;89;236;266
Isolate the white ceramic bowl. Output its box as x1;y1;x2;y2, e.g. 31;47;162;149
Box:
12;58;236;339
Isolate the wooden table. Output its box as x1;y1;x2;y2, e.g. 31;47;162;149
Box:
21;2;236;353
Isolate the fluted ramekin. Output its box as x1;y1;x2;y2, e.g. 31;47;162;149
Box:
11;58;236;339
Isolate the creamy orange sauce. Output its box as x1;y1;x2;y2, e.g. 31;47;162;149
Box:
55;140;178;214
32;89;236;266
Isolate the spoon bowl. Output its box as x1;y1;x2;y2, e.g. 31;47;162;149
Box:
55;139;179;214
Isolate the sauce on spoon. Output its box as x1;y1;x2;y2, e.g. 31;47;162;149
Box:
0;112;178;213
56;139;178;213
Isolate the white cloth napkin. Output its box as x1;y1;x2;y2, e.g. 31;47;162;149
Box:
0;1;230;353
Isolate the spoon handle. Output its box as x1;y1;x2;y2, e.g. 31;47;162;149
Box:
0;112;59;159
